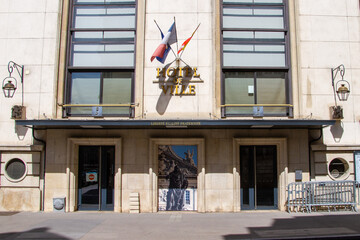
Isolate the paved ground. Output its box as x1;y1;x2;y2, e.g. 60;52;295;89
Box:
1;211;360;239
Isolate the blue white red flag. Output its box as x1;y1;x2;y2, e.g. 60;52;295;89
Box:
151;22;177;63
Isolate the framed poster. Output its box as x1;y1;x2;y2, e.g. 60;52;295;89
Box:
158;145;198;211
354;151;360;183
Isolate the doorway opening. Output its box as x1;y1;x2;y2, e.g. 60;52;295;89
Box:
78;146;115;211
158;145;198;211
240;145;278;210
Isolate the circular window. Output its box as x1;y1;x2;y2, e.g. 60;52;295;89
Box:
329;158;349;180
5;158;27;182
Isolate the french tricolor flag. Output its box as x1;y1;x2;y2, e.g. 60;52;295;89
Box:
151;22;177;63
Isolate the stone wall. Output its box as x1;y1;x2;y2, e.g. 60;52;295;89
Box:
44;128;309;212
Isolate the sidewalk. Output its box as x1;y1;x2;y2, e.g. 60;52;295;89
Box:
1;211;360;240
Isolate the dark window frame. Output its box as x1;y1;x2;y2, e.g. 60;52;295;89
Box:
221;0;293;117
64;0;137;117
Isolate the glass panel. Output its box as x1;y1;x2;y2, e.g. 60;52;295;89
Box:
223;6;284;29
240;145;277;210
158;145;198;211
72;43;134;67
102;72;132;114
255;146;277;208
223;15;284;29
78;146;114;211
240;146;254;210
76;0;135;3
223;31;285;42
223;0;283;3
255;31;284;40
101;146;115;210
70;72;101;114
223;31;254;41
73;31;135;42
78;146;100;210
255;45;285;51
223;46;286;67
6;159;26;180
256;72;286;114
225;72;254;115
74;6;135;29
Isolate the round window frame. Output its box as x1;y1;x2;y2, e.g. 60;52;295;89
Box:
328;158;350;181
4;158;28;183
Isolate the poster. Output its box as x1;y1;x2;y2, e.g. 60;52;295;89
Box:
354;151;360;183
158;145;198;211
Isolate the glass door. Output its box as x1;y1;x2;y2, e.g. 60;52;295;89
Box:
240;145;278;210
78;146;114;211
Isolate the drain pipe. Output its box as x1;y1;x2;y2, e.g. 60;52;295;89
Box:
308;128;323;181
32;127;47;211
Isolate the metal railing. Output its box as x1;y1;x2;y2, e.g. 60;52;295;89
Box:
287;181;357;213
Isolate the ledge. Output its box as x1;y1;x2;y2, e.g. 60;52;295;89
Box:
311;144;360;151
0;145;44;152
15;119;336;130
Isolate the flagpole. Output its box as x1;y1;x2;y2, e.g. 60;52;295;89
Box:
169;47;177;58
174;16;179;58
179;23;201;58
153;20;162;33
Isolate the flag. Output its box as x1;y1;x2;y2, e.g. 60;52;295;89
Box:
177;23;200;55
177;36;192;55
151;22;177;63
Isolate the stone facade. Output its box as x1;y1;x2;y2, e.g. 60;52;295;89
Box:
0;0;359;212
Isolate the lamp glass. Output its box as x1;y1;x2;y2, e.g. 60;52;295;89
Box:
336;84;350;101
2;77;17;98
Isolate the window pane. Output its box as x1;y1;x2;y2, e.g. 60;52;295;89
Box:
73;31;135;42
102;72;132;114
74;6;135;29
223;44;286;67
256;72;286;114
76;0;135;3
225;72;254;114
72;43;134;67
223;0;283;3
223;31;254;41
223;6;284;29
6;159;26;180
70;72;101;114
223;31;285;43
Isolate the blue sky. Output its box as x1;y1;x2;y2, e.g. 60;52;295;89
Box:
171;145;197;166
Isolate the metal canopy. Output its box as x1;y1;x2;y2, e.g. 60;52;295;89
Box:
15;119;336;129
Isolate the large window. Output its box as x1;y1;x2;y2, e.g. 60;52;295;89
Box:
64;0;136;117
221;0;292;117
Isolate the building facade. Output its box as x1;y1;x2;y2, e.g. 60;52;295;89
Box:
0;0;359;212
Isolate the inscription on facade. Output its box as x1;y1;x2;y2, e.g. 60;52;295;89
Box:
150;121;201;126
154;67;202;96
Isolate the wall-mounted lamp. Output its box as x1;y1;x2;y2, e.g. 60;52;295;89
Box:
2;61;24;102
2;61;25;119
331;64;350;119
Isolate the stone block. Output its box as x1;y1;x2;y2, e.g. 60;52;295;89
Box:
0;188;40;211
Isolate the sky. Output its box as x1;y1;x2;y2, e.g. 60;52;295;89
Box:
171;145;198;166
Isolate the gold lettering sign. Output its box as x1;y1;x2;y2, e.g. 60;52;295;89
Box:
155;67;201;96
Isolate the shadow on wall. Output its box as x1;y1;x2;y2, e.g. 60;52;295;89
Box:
0;227;70;240
156;62;174;115
156;63;195;115
15;125;28;141
330;120;344;143
223;214;360;240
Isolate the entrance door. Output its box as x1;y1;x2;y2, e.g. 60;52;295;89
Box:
240;145;277;210
78;146;114;211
